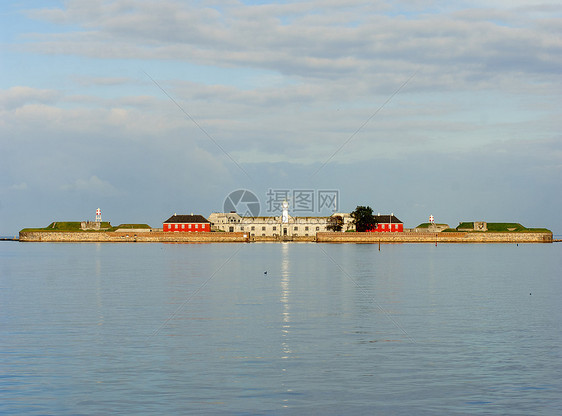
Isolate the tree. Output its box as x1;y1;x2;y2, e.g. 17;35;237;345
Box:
327;215;344;232
350;205;378;232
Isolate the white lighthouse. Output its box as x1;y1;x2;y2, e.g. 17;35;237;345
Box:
95;208;102;223
281;200;289;224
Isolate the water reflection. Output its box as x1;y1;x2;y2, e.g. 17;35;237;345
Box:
280;243;292;408
94;244;104;328
280;243;291;360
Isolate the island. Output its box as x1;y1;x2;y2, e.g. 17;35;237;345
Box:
18;219;553;243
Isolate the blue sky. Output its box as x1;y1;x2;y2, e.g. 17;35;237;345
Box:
1;0;561;235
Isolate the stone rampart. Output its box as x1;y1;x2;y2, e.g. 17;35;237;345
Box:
18;231;553;244
19;231;249;243
316;232;552;243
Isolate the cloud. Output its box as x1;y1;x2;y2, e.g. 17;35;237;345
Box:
0;86;61;110
72;76;132;86
60;175;119;194
9;182;28;191
20;0;562;88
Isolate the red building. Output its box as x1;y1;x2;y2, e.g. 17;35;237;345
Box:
367;214;404;232
163;214;211;232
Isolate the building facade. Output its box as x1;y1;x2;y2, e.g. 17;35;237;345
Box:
163;214;211;232
367;214;404;232
208;212;355;237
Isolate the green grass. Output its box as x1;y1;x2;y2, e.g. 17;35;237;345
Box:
20;222;157;233
526;228;552;233
416;223;448;228
20;221;112;233
455;222;551;233
113;224;151;229
485;223;526;232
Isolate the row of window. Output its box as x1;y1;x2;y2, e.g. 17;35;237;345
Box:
239;226;321;231
253;233;311;237
378;224;401;230
166;223;207;230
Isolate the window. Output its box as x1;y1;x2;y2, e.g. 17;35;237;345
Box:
175;224;178;229
241;226;244;231
316;227;319;231
262;226;266;231
273;226;277;231
251;226;255;231
182;224;185;229
305;226;309;231
294;226;298;231
188;224;192;229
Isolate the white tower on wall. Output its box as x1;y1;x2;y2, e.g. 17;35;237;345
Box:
282;200;289;224
96;208;102;223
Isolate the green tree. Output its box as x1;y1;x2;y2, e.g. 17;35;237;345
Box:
327;215;344;232
350;206;378;232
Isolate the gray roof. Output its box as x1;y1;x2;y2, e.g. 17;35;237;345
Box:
164;214;210;224
374;215;402;224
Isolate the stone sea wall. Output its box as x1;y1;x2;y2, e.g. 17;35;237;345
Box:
19;231;249;243
19;230;553;243
316;232;553;243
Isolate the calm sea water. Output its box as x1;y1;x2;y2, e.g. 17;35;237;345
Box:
1;242;561;415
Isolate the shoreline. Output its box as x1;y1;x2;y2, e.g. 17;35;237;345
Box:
18;230;553;243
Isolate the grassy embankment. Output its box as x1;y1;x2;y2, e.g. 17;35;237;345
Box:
416;223;449;228
20;222;152;232
415;222;551;233
454;222;550;233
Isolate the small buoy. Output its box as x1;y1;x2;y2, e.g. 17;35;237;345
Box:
530;293;532;295
264;271;267;275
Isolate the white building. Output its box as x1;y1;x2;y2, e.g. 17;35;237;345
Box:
208;211;354;237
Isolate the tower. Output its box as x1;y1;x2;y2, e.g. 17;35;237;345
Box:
281;200;289;224
96;208;102;223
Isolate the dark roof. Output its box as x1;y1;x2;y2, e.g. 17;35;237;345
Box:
373;215;402;224
164;214;210;224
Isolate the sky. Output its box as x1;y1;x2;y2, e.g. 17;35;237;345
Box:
1;0;561;235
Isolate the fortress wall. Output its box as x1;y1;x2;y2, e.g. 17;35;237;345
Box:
19;231;553;243
19;231;249;243
316;232;553;243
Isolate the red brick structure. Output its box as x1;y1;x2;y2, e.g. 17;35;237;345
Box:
163;214;211;232
367;214;404;232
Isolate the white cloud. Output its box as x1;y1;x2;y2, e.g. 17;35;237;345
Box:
20;0;562;87
9;182;28;191
72;76;132;86
60;175;119;194
0;86;61;110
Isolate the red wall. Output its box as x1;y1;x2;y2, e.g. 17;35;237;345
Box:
163;223;211;232
366;223;404;232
